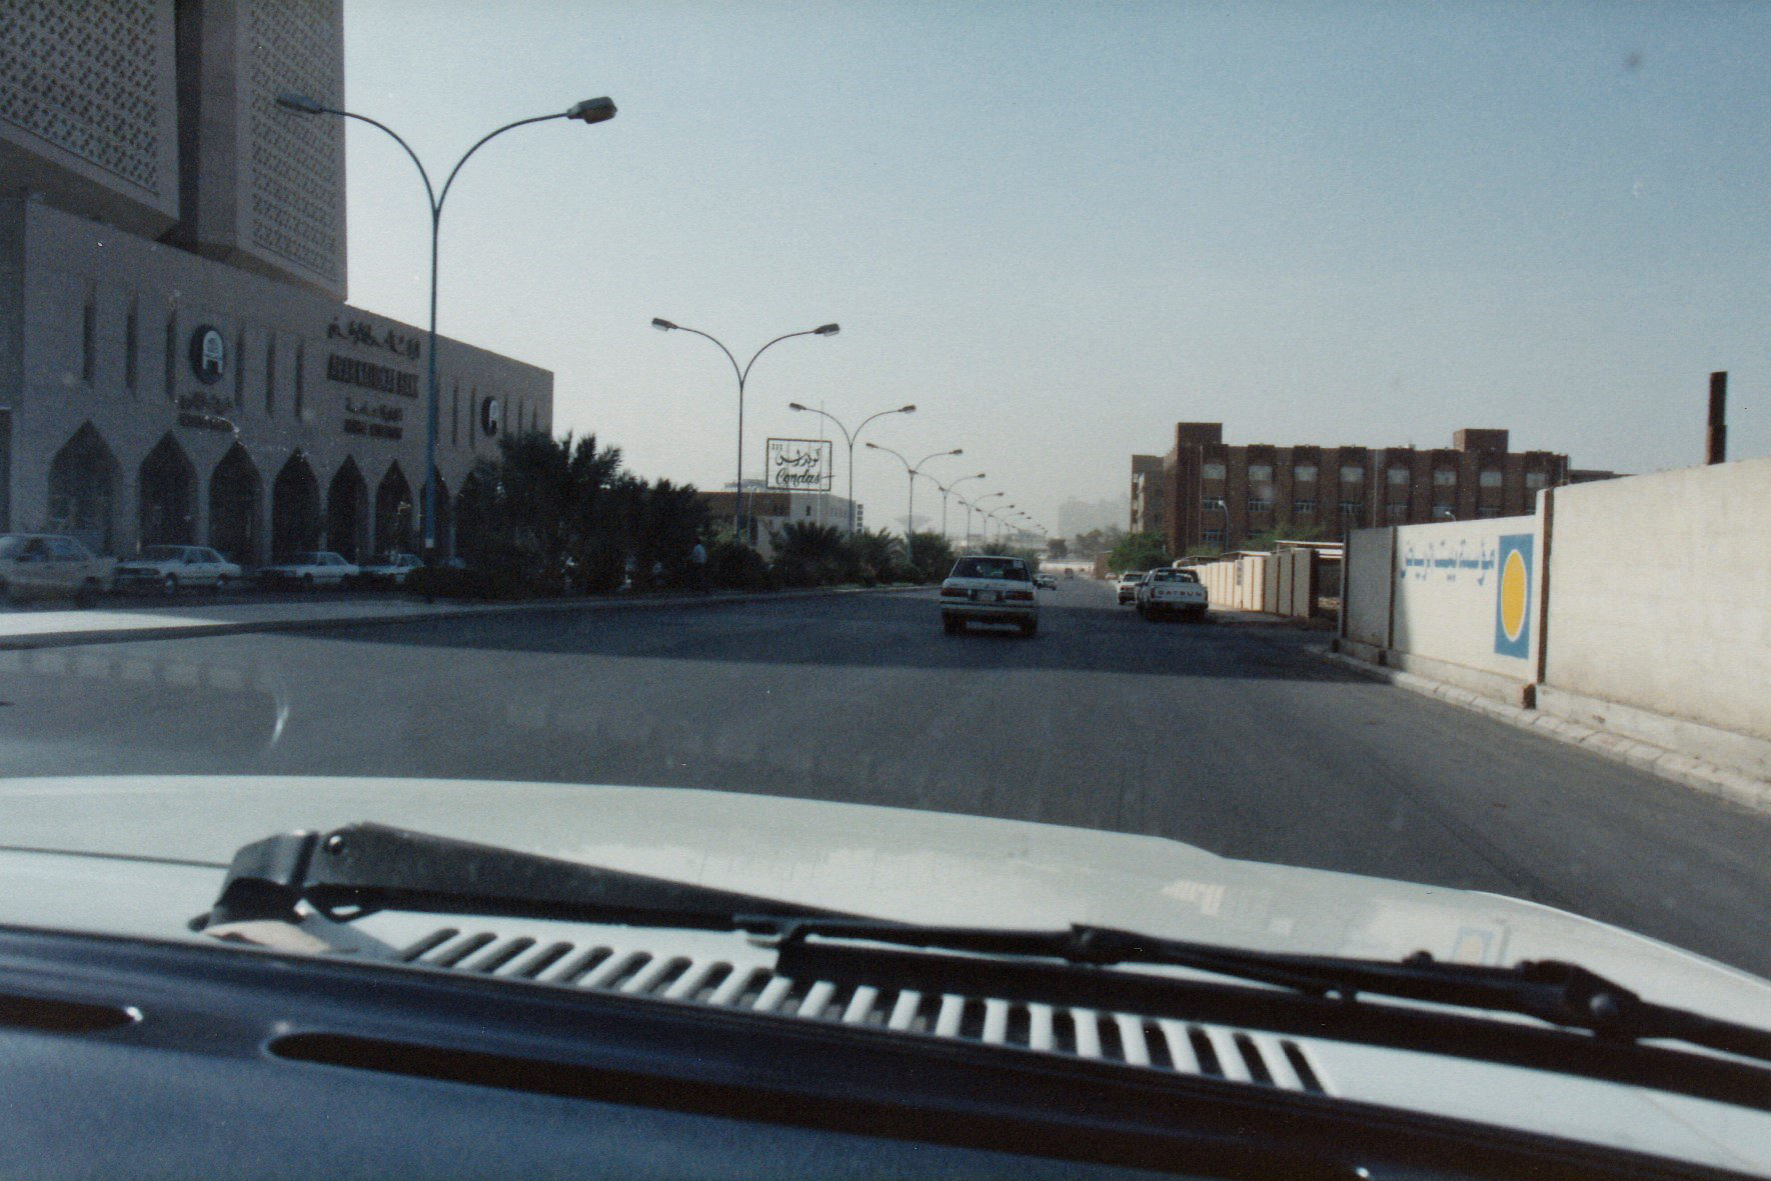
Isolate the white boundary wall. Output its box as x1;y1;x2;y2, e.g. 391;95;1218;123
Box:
1339;457;1771;778
1543;456;1771;748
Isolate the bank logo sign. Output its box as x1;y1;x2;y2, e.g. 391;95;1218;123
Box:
189;326;225;384
1493;533;1533;658
766;438;833;491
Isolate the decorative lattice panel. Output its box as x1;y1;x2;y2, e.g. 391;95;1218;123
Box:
246;0;342;283
0;0;168;192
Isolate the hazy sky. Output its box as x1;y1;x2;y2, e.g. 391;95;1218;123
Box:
341;1;1771;535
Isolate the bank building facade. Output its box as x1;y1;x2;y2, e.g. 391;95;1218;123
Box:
1;0;553;563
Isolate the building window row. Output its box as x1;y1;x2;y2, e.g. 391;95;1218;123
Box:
1292;499;1315;515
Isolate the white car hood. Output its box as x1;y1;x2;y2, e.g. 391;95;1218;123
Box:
4;774;1768;1022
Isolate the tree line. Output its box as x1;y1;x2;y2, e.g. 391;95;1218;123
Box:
415;431;975;598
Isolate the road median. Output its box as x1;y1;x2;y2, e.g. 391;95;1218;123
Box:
0;583;928;652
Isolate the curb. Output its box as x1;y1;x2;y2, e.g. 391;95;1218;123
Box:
0;583;930;652
1313;647;1771;817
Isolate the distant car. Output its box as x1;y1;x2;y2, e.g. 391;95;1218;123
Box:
112;545;242;594
1116;571;1146;604
358;552;424;586
0;533;115;606
1034;573;1056;589
257;551;359;589
1135;567;1209;621
939;554;1039;637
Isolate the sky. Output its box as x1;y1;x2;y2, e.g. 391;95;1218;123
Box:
340;1;1771;537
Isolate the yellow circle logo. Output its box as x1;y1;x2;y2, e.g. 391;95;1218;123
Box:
1499;549;1528;643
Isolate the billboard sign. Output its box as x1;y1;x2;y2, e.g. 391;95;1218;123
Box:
765;438;833;491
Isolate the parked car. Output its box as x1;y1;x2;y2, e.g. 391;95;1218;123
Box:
112;545;242;594
1135;567;1209;621
939;554;1039;636
1115;571;1146;604
0;533;116;606
1034;572;1056;589
257;551;360;589
358;552;424;586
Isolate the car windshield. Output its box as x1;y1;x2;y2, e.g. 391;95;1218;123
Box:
4;5;1770;1173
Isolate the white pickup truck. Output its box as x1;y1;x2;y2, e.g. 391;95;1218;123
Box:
1134;567;1208;622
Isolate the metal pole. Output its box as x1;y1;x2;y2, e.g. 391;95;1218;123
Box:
1708;371;1728;465
906;472;915;566
424;207;439;561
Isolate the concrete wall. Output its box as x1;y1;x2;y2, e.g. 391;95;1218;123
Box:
1543;456;1771;746
1339;513;1543;703
1344;527;1395;648
1196;551;1317;617
1390;514;1543;682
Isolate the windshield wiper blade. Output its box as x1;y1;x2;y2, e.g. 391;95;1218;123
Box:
204;823;855;931
747;918;1771;1068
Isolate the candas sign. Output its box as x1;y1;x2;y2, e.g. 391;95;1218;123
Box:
766;439;833;491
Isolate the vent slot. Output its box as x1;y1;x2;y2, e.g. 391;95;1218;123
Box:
431;933;497;968
0;992;139;1034
391;927;1330;1094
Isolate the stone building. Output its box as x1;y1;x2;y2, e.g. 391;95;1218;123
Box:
1;0;551;563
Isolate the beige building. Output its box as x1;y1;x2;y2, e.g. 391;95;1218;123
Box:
1;0;551;563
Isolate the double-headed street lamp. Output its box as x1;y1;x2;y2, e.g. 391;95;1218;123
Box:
974;490;1006;546
865;444;962;563
787;402;914;533
937;471;987;541
276;91;617;565
652;319;840;538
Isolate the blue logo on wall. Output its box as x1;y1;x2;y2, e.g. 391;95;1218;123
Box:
1493;534;1533;659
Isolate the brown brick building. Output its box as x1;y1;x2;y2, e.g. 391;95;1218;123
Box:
1139;423;1586;555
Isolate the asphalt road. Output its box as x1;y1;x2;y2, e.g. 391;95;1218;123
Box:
3;579;1767;975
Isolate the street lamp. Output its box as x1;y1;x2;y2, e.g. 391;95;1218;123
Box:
276;91;617;566
937;472;987;541
865;443;962;564
787;401;914;533
652;319;840;539
1207;497;1230;552
975;491;1006;546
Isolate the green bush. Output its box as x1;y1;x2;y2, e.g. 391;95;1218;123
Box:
707;530;775;591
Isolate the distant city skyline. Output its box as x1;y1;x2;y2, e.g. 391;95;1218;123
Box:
341;2;1770;532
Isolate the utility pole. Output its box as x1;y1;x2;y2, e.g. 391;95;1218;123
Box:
1707;371;1728;465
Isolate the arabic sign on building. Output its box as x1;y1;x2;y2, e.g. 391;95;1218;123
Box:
765;438;833;491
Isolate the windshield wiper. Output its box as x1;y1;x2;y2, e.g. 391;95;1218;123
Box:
206;825;1771;1072
745;917;1771;1068
204;823;854;931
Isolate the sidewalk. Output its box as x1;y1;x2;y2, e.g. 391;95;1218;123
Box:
0;584;921;651
1315;646;1771;818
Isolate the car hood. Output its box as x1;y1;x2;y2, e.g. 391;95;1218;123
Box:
4;774;1769;1022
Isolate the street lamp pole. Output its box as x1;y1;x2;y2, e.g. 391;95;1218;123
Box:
1207;497;1231;552
939;472;986;541
276;92;616;566
975;491;1006;547
788;402;914;533
865;443;962;566
653;320;840;541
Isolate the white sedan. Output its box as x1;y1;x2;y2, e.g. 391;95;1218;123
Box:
257;551;360;589
112;545;242;594
0;533;115;605
939;554;1039;637
359;552;424;586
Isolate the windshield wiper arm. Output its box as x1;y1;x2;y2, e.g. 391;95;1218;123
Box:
204;823;855;931
747;918;1771;1067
